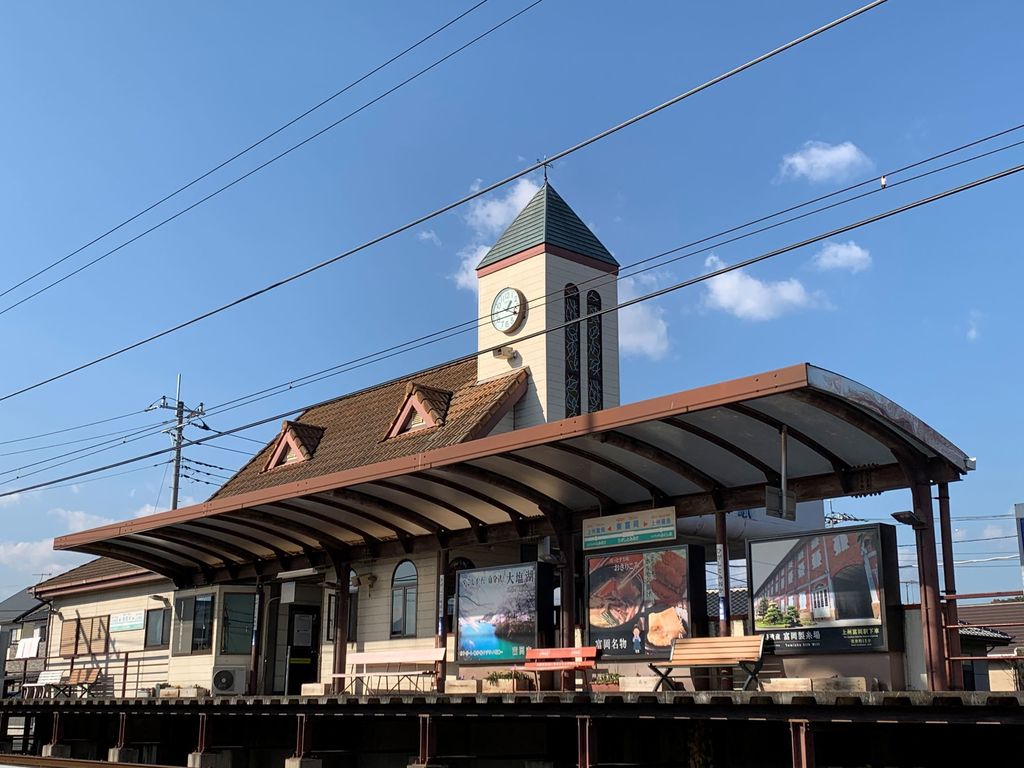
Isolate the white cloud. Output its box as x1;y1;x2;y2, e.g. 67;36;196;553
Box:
48;508;115;533
953;528;968;542
0;493;21;508
417;229;442;247
619;274;670;360
982;524;1007;540
134;495;194;518
779;140;872;183
0;538;86;577
451;178;541;291
812;240;872;273
70;484;81;495
464;177;540;238
702;254;827;321
967;309;982;342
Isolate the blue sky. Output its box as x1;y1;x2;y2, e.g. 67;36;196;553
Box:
0;1;1021;599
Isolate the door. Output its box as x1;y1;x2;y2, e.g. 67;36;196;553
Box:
832;566;872;620
285;605;321;695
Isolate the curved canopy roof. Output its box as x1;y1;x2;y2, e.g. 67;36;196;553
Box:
54;364;972;587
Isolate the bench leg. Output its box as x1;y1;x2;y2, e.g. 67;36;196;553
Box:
647;664;677;692
739;660;763;692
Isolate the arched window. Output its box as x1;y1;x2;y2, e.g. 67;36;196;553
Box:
391;560;418;638
586;290;603;412
564;284;581;417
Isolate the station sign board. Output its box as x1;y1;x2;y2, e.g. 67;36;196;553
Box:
110;611;146;632
582;507;676;551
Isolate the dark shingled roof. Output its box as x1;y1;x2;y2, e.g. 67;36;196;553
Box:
212;359;528;500
958;602;1024;649
476;183;618;270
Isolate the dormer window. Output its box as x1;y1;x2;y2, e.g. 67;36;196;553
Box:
386;382;452;440
262;421;325;472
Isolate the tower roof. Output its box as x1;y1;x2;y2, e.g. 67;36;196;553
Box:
476;183;618;271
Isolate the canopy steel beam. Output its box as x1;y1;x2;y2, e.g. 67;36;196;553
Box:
664;416;781;485
549;442;667;501
270;500;383;554
593;430;722;503
495;452;618;510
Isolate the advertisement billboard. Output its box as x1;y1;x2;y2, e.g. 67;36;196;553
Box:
747;523;901;654
455;563;552;664
585;544;705;659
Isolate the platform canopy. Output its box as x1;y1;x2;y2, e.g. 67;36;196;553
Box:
55;364;972;587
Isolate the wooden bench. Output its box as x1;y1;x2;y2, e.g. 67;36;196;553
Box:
20;670;65;699
332;647;445;694
66;667;102;697
648;635;769;692
517;647;599;692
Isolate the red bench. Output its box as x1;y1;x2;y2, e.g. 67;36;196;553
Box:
518;646;599;691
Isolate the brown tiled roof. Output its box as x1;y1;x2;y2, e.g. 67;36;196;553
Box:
958;602;1024;648
212;360;528;500
33;557;162;598
281;421;326;460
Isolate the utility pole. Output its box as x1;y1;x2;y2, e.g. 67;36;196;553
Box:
155;375;204;510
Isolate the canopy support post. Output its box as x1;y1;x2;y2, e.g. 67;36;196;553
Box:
715;510;732;638
553;516;577;691
910;478;948;691
326;549;352;695
937;482;963;690
436;548;449;694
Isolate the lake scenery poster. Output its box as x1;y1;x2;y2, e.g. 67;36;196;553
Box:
456;563;540;664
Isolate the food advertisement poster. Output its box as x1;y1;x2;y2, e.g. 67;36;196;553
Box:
586;545;705;659
747;523;901;654
456;563;552;664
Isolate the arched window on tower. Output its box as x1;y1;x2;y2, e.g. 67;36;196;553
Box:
564;284;581;417
586;290;603;412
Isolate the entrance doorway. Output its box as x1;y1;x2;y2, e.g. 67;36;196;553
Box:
285;604;321;695
832;566;872;619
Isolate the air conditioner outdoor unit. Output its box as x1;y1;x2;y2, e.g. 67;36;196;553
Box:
211;666;247;695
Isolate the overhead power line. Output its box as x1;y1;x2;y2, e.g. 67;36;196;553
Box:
0;0;886;403
2;123;1019;482
0;408;158;446
0;0;493;305
0;0;534;319
179;123;1024;423
1;153;1017;501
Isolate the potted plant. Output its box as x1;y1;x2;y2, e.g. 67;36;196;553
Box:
590;672;621;693
482;670;533;693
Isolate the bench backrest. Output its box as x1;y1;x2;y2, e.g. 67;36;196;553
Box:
35;670;65;685
68;668;100;684
524;646;598;663
346;647;446;669
669;635;765;665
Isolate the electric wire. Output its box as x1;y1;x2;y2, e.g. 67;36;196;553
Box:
0;0;538;319
4;126;1020;483
0;1;886;402
2;153;1017;501
0;408;157;446
0;1;493;304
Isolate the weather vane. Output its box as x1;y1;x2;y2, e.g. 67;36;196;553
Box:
537;156;554;183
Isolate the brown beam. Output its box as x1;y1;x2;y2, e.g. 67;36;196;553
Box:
495;452;618;510
408;472;528;530
77;542;188;584
114;536;213;570
369;479;488;529
664;416;781;485
186;519;294;561
270;500;382;552
725;403;851;478
230;509;328;552
305;493;416;542
330;488;445;536
149;526;262;564
135;531;240;567
436;463;573;522
549;442;667;500
592;430;722;499
254;505;360;553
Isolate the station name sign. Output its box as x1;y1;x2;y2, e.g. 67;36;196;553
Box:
582;508;677;551
110;611;145;632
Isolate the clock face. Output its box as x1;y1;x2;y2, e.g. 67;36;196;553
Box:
490;287;525;334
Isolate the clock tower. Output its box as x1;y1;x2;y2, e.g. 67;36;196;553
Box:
476;182;619;430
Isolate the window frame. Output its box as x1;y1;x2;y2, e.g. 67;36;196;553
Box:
172;593;216;657
390;560;418;639
219;592;257;656
144;607;171;650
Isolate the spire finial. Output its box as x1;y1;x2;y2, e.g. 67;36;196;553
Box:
537;156;553;184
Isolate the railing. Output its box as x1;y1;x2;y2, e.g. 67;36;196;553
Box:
11;651;171;699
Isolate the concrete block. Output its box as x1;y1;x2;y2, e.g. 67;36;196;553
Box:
108;747;139;763
443;678;479;694
811;676;868;692
284;758;322;768
188;752;226;768
300;683;330;697
42;744;72;758
618;676;660;692
762;677;813;692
